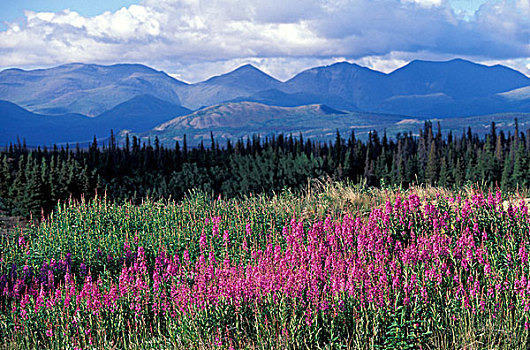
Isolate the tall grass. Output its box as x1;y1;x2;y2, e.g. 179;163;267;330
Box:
1;181;530;349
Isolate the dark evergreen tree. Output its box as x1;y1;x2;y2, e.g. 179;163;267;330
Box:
512;142;527;189
501;148;514;191
425;140;438;185
0;155;12;210
23;154;46;217
3;122;530;218
9;155;27;216
453;158;464;187
438;157;450;187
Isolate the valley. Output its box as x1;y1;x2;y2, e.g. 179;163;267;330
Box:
2;58;530;146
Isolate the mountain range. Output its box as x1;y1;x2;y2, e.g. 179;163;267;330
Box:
2;58;530;146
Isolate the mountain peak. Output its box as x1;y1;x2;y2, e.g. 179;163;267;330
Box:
295;61;382;79
217;64;278;80
0;62;187;116
200;64;280;89
394;58;485;72
386;58;530;101
233;63;261;72
48;62;171;77
448;58;469;64
391;58;529;76
328;61;359;68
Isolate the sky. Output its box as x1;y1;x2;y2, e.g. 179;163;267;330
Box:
0;0;529;83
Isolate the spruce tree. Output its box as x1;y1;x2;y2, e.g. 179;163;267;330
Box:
481;136;496;184
0;155;12;210
453;158;464;187
48;155;60;204
512;143;527;190
9;155;27;216
374;148;389;186
501;149;514;191
438;157;451;188
425;140;438;185
394;139;405;185
405;156;420;185
39;157;53;213
343;149;352;180
23;154;46;217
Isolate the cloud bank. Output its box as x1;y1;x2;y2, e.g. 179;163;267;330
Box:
0;0;529;82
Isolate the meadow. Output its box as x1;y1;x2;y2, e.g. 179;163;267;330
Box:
1;181;530;349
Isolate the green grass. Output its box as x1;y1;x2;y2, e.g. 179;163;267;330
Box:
2;181;530;349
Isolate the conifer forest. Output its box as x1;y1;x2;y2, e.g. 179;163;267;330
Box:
3;0;530;347
4;122;530;349
1;121;529;217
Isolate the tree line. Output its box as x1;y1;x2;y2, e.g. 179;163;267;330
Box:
1;120;530;217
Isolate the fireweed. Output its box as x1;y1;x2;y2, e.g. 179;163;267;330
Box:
1;190;530;349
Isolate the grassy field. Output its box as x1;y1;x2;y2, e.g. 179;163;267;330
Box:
1;181;530;349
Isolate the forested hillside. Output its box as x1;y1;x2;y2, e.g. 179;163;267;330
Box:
1;120;529;217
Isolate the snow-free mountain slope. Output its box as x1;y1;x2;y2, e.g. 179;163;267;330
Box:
1;95;190;145
96;94;191;133
2;59;530;118
0;100;94;145
4;58;530;146
386;59;530;99
202;64;281;90
0;63;188;116
176;64;282;110
154;102;343;130
281;62;386;111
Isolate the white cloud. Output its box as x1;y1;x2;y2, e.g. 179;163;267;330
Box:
168;56;351;83
402;0;444;8
517;0;530;15
0;0;528;81
480;57;530;77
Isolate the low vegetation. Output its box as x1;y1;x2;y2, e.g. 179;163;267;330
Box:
2;120;530;218
2;182;530;349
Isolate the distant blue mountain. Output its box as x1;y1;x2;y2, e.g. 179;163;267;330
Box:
176;64;282;109
141;100;530;147
387;59;530;99
281;62;384;111
3;59;530;117
278;59;530;116
3;58;530;146
0;100;95;145
96;94;191;133
203;64;280;90
228;89;355;109
0;63;188;116
1;94;190;146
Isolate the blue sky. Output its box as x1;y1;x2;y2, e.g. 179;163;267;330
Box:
0;0;485;22
0;0;528;82
450;0;488;14
0;1;139;25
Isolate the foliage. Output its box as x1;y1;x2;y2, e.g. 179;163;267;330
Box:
2;120;530;217
2;186;530;349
